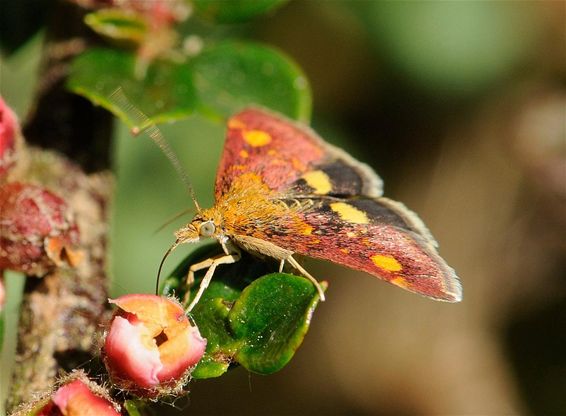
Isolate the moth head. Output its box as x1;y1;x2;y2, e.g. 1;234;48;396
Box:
157;216;213;294
174;222;200;244
175;211;221;244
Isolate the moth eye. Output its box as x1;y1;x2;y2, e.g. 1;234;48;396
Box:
199;221;215;237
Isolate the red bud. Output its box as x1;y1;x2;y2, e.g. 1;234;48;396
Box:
37;379;120;416
0;182;82;276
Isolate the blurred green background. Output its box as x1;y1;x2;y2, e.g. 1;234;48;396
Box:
2;1;565;414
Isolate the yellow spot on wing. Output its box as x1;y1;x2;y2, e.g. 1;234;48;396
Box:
302;170;332;195
346;231;356;238
228;118;246;129
302;224;314;235
243;130;272;147
391;276;409;289
330;202;369;224
239;149;249;158
371;254;403;272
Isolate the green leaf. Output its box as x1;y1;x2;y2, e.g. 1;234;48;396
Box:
193;0;288;23
229;273;326;374
190;41;312;121
67;42;311;127
124;399;143;416
182;256;244;379
84;9;148;45
190;293;239;379
163;244;324;378
67;48;197;129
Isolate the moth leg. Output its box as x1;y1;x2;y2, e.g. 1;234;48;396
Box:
286;255;326;301
279;259;285;273
185;252;241;313
186;257;215;289
185;241;241;289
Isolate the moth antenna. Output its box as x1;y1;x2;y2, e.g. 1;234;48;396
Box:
156;241;178;295
152;207;195;235
109;87;201;212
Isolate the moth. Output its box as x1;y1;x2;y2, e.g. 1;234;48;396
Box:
163;107;462;311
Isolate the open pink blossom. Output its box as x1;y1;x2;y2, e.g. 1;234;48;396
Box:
38;379;120;416
103;294;206;396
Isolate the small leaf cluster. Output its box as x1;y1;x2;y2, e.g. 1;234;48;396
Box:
67;0;311;127
162;244;325;379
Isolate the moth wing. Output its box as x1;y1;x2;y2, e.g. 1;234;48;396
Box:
215;107;383;199
266;196;461;302
216;108;460;301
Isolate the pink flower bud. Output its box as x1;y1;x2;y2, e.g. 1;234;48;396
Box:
0;96;19;179
0;182;82;276
103;294;206;397
38;379;120;416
